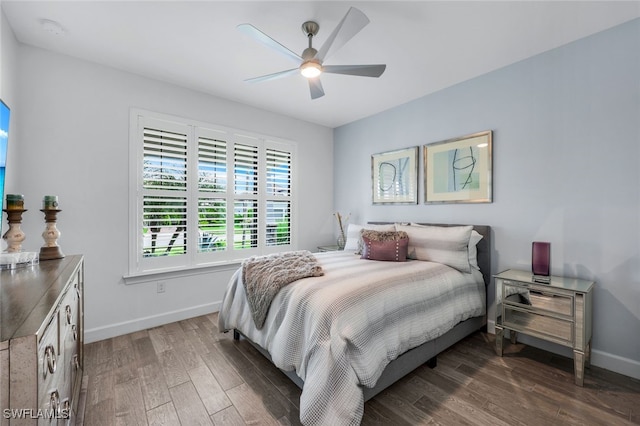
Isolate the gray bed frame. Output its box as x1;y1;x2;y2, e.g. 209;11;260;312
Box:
233;223;492;402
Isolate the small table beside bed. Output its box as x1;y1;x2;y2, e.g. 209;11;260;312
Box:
218;222;492;425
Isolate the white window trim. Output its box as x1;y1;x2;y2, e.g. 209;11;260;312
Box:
127;108;298;280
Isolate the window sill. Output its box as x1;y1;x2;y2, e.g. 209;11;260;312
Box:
123;260;241;285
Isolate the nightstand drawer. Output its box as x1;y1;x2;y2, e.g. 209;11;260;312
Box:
503;281;573;317
503;306;573;345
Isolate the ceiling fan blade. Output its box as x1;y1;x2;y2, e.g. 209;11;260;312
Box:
237;23;302;64
316;7;369;62
245;68;299;83
308;78;325;99
323;64;386;78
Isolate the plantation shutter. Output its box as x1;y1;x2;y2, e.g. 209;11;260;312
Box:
265;147;291;246
234;142;259;250
141;126;188;258
197;135;227;252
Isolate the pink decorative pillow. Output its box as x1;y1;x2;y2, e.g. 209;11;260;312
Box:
360;230;409;262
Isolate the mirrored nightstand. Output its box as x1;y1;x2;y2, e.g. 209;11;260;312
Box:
317;245;341;252
494;269;594;386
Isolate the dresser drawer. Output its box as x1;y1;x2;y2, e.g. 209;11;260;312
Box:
39;383;66;425
502;281;574;318
60;284;79;339
38;314;59;384
503;306;573;346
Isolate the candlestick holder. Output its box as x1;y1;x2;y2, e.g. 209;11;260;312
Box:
2;208;27;253
40;209;65;260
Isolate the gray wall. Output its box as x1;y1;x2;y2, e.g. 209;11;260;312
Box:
1;11;335;342
334;19;639;379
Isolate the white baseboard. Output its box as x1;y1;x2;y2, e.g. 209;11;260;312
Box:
485;320;639;380
591;349;640;380
84;301;221;343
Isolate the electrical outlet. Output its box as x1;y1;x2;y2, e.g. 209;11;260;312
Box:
157;281;166;293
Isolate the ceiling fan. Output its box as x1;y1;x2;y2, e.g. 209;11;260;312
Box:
237;7;386;99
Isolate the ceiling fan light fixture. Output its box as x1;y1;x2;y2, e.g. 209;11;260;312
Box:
239;7;385;99
300;61;322;78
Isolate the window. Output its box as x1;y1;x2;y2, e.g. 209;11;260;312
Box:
129;110;296;275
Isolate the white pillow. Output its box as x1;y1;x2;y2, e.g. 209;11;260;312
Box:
343;223;396;253
397;224;473;273
468;230;483;270
343;224;363;251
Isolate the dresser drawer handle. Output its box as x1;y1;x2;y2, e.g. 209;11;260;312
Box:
65;305;73;324
61;398;71;417
73;354;80;371
49;389;60;415
72;324;78;341
44;344;57;377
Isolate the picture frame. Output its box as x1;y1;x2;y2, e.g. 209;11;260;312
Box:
372;146;418;204
424;130;492;204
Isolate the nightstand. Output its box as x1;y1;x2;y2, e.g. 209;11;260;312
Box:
494;269;594;386
317;245;341;252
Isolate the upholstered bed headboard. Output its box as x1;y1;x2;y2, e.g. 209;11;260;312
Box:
368;222;492;287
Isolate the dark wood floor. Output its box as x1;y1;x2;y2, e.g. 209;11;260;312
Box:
79;313;639;425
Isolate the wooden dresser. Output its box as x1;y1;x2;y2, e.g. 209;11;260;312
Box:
1;255;84;425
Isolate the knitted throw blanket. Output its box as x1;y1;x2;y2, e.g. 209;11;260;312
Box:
242;250;324;329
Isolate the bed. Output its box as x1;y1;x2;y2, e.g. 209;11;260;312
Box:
218;223;491;425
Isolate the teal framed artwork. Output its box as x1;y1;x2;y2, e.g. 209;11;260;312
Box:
424;131;492;204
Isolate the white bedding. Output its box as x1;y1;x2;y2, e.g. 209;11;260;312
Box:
218;251;486;425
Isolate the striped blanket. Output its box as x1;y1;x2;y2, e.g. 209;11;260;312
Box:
218;251;485;425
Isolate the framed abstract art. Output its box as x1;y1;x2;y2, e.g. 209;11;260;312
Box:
372;146;418;204
424;131;493;204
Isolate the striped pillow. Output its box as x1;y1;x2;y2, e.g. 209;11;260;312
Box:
396;224;473;273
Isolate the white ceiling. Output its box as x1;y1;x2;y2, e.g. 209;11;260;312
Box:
2;1;639;128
